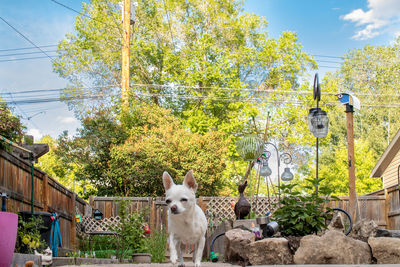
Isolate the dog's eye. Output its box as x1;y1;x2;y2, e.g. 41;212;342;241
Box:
166;199;171;204
180;198;188;202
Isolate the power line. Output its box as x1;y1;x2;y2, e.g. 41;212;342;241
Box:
3;88;400;109
315;59;342;64
312;54;344;60
0;56;59;63
0;44;58;52
318;65;340;69
3;83;400;98
0;50;59;57
0;16;55;61
49;0;120;31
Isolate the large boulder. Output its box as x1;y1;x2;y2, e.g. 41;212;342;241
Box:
375;228;400;238
294;230;371;264
224;228;255;264
246;238;293;265
369;237;400;263
350;219;378;238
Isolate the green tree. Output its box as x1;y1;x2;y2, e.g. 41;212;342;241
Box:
0;99;24;142
52;0;316;195
54;107;128;196
53;0;314;127
56;104;227;196
109;105;227;196
295;40;400;196
36;135;93;198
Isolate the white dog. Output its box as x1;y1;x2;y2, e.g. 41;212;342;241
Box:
163;170;207;267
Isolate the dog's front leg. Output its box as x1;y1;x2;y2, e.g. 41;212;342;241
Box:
169;234;179;266
194;236;205;267
177;243;184;267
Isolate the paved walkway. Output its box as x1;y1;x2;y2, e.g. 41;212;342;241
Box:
61;263;398;267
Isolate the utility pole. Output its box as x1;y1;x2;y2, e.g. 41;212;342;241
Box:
121;0;132;115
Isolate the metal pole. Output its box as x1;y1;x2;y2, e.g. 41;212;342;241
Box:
30;153;34;214
264;142;280;202
316;137;319;195
316;92;320;196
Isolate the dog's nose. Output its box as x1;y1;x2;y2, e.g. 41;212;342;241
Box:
170;205;177;213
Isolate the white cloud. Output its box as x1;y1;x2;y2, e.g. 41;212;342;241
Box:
342;0;400;40
58;116;78;124
27;128;43;141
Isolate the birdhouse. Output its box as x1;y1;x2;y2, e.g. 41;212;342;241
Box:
75;214;82;223
93;209;103;220
336;93;360;110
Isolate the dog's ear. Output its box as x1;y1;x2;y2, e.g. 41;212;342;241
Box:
183;170;198;192
163;171;175;191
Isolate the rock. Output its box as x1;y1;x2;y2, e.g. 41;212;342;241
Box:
224;228;255;264
376;228;400;238
246;238;293;265
294;230;371;264
327;212;345;231
369;237;400;263
350;219;378;238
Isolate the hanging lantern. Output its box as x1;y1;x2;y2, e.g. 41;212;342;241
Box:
281;167;294;181
259;162;272;177
236;135;264;161
307;108;329;138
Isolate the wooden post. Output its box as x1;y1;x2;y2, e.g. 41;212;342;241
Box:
121;0;131;115
70;192;76;248
385;189;391;229
346;107;357;222
89;196;94;207
42;174;48;212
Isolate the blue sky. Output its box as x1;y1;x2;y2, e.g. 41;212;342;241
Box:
1;0;400;141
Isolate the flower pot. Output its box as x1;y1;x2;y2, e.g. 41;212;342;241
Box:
132;253;152;263
0;212;18;267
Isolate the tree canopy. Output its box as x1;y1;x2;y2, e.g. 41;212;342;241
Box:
47;0;400;197
0;99;24;142
51;0;317;196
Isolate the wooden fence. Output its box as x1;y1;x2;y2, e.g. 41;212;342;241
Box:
4;143;400;251
0;149;90;250
90;190;400;231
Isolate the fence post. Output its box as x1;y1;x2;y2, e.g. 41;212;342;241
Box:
385;189;391;229
150;198;156;230
70;192;76;248
89;196;94;207
42;174;48;212
198;197;207;212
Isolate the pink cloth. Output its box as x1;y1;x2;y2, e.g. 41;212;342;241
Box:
0;212;18;267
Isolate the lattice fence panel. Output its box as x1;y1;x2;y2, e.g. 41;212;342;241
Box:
204;196;279;231
77;216;122;237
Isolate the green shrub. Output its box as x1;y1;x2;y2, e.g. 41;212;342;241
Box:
145;229;167;263
113;199;147;260
16;215;47;253
272;177;336;236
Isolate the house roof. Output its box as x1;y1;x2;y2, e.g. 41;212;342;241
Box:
370;128;400;178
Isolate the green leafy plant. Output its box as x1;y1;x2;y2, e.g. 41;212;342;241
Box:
113;199;147;260
272;177;337;236
16;215;47;253
145;228;167;263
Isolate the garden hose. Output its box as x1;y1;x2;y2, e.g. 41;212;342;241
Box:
210;233;225;262
50;213;63;256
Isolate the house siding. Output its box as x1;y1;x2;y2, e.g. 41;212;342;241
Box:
382;151;400;188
